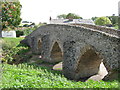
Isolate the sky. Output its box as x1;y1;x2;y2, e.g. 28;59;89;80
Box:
19;0;120;24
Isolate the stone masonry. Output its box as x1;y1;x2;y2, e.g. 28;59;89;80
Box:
21;24;120;81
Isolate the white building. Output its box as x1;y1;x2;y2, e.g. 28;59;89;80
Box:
50;19;95;25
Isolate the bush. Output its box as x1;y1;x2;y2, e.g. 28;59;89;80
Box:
95;17;112;26
23;28;34;36
108;16;118;26
15;24;45;37
16;27;37;37
2;38;30;63
16;30;24;37
2;45;29;63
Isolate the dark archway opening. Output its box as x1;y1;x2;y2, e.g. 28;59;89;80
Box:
36;39;42;55
75;48;104;81
50;42;63;62
38;40;42;49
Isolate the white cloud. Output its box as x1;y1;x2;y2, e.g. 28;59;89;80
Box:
19;0;120;24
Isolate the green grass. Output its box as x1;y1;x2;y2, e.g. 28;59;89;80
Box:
1;63;119;88
2;37;23;45
0;37;119;88
1;37;30;63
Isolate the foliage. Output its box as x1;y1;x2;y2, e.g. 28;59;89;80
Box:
23;28;35;36
16;27;36;37
118;16;120;29
15;24;45;37
66;13;82;19
113;24;119;30
108;16;118;26
1;38;30;63
57;13;82;19
1;63;119;88
2;0;22;30
16;30;24;37
95;17;112;26
57;14;67;19
92;16;119;29
91;17;98;21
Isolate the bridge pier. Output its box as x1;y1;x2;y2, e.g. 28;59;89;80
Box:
63;41;104;81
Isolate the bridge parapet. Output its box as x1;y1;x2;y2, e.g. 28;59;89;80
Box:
70;24;120;37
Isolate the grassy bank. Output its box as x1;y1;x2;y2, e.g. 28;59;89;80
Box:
1;37;30;63
0;37;119;88
1;63;118;88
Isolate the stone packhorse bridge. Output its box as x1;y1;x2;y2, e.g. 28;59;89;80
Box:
21;24;120;81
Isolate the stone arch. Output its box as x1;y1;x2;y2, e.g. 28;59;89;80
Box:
50;41;63;62
75;45;104;79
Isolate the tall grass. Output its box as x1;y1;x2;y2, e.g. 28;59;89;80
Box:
1;63;119;88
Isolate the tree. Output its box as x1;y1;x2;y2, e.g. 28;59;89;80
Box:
108;16;118;26
66;13;82;19
57;13;82;19
57;14;67;19
91;17;97;21
2;0;22;30
94;17;112;26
